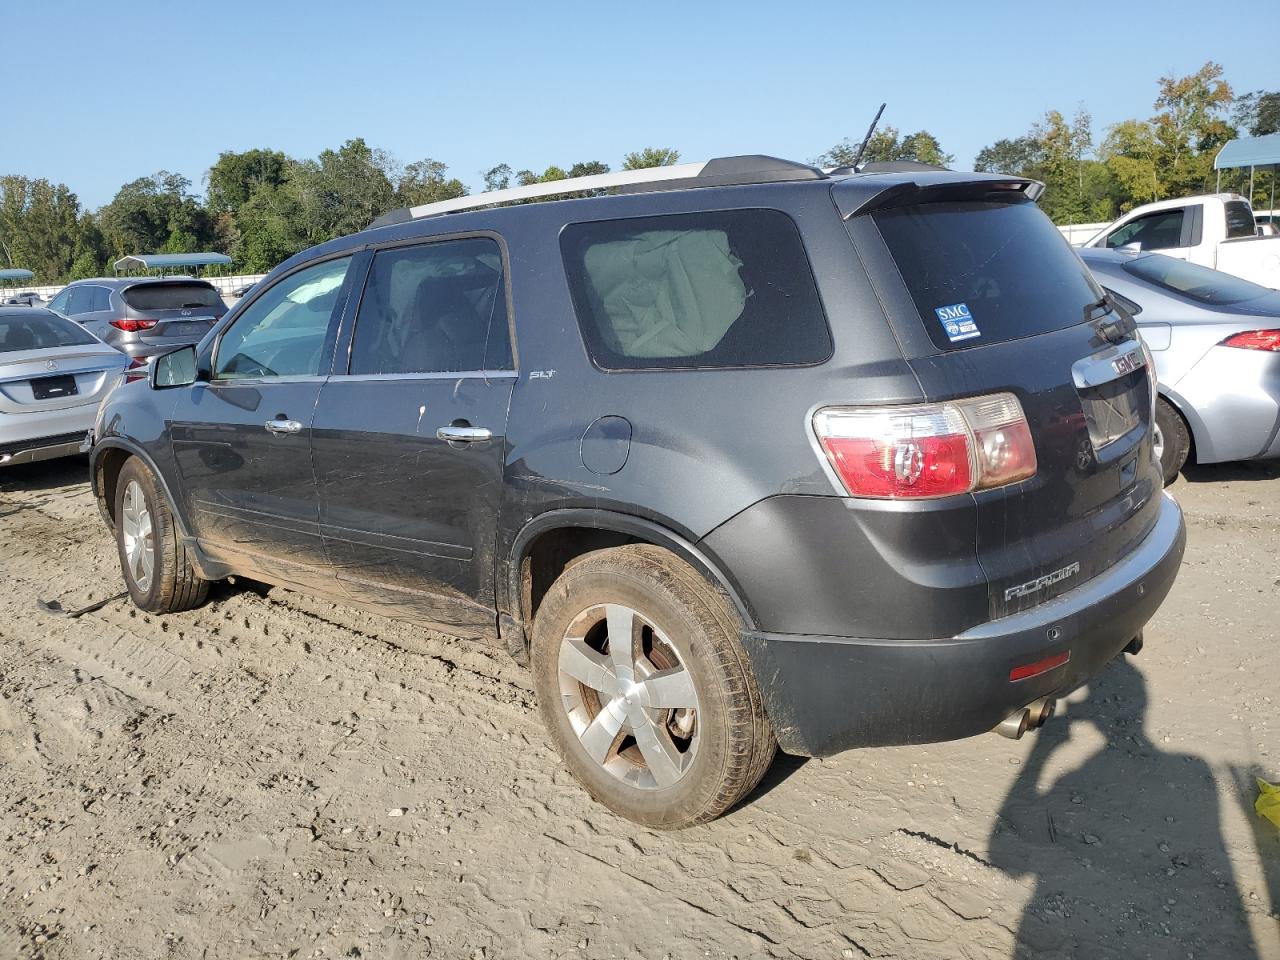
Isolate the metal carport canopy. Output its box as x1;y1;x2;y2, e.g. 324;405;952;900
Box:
1214;133;1280;170
113;252;232;271
0;268;35;282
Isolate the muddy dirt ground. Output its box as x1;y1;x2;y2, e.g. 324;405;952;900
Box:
1;456;1277;960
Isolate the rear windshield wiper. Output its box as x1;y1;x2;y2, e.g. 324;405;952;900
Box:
1084;296;1112;322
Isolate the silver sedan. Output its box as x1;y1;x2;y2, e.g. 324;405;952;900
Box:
1080;248;1280;483
0;307;128;466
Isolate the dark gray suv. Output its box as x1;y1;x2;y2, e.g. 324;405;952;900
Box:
85;156;1186;828
48;276;227;361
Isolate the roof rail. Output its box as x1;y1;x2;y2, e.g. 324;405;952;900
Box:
369;155;825;229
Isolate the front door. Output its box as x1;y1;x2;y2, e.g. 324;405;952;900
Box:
169;254;356;588
311;236;515;636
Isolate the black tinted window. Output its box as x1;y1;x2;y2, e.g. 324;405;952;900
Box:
1224;201;1256;239
876;199;1102;351
349;238;510;375
89;286;111;312
1106;209;1185;250
561;209;831;370
0;311;97;352
123;282;222;311
1123;254;1270;305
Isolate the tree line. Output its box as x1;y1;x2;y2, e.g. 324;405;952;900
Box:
1;62;1275;284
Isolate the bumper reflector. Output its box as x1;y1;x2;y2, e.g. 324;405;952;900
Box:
1009;650;1071;682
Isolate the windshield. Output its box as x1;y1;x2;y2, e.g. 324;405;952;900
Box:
123;282;223;311
874;199;1103;351
0;311;98;352
1123;254;1270;305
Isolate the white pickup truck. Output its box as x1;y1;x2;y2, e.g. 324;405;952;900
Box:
1081;194;1280;288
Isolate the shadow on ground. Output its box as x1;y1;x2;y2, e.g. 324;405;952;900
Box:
992;657;1266;958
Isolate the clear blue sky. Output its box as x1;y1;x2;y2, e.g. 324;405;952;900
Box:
2;0;1273;209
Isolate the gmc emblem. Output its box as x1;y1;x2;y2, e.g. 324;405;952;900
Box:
1112;352;1144;376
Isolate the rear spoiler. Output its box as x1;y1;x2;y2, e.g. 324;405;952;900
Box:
832;171;1045;220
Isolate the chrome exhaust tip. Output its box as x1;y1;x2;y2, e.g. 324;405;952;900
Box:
1026;696;1057;730
993;709;1030;740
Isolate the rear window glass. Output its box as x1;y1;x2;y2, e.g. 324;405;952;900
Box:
875;199;1103;351
561;209;832;369
123;282;222;311
1123;254;1270;305
1224;200;1257;239
0;311;97;352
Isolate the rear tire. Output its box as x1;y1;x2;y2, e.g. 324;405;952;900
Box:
1153;398;1190;486
114;457;209;613
530;544;776;828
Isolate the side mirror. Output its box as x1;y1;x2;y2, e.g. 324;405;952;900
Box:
1120;242;1142;253
151;345;200;389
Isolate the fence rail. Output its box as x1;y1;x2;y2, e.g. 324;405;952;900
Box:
1;274;268;303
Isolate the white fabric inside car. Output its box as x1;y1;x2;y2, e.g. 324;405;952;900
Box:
581;230;746;358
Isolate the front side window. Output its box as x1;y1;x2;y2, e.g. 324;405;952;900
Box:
214;256;351;380
46;288;69;313
348;237;511;375
561;209;831;370
1106;209;1185;250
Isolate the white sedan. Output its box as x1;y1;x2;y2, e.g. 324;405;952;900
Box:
0;307;128;466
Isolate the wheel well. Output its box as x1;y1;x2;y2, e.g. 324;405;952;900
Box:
520;527;641;625
94;447;133;530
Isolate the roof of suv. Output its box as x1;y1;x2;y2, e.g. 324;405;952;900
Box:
64;276;219;289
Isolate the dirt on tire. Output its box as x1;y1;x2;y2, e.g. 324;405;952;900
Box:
1;456;1277;959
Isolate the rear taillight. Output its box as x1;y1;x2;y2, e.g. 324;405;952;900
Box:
108;319;158;332
1222;329;1280;352
813;392;1037;499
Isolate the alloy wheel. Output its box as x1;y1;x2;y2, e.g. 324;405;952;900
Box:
121;479;155;592
557;603;700;790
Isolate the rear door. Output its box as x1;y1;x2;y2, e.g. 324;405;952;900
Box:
122;281;226;347
848;194;1160;620
168;255;356;587
311;235;515;636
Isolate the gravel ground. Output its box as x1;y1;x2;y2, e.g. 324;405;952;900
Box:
0;455;1277;960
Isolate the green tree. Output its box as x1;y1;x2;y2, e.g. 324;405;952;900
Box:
99;172;215;259
1233;90;1280;137
233;182;307;272
0;175;83;281
622;147;681;169
974;136;1042;175
1152;61;1234;196
395;158;467;207
815;127;953;168
206;148;290;217
291;138;395;241
482;164;513;192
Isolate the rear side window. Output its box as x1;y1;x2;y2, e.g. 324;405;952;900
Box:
348;237;511;375
123;282;222;311
875;200;1102;351
0;312;97;352
1105;208;1186;250
1123;254;1269;305
1224;200;1257;239
561;209;831;370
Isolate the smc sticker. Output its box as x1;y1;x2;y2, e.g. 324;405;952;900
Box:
934;303;981;343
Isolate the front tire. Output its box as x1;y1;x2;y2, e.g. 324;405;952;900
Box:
114;457;209;613
531;545;776;829
1153;398;1191;486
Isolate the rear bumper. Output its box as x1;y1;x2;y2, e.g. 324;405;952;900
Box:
741;492;1185;756
1169;346;1280;463
0;430;89;466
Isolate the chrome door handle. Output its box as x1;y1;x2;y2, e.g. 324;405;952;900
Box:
437;425;492;443
264;418;303;435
